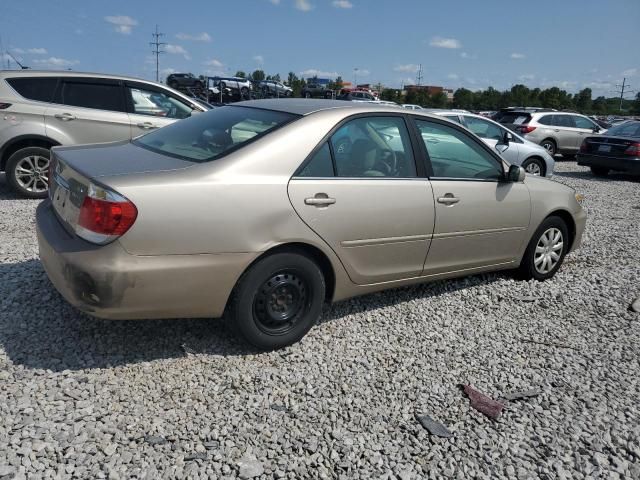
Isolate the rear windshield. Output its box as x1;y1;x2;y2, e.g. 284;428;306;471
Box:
134;106;298;162
493;111;532;125
606;121;640;138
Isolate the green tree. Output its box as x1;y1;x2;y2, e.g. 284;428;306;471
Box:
575;88;592;113
510;84;531;106
427;92;448;108
632;92;640;115
453;88;475;109
234;71;246;79
592;96;608;114
251;69;265;82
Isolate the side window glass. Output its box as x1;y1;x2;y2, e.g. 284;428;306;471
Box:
129;87;192;119
415;120;503;180
464;116;503;141
443;115;462;124
573;116;594;129
7;77;58;102
298;143;334;177
60;81;125;112
330;117;416;178
555;115;575;128
538;115;553;126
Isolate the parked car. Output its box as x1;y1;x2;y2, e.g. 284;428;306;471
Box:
577;120;640;177
209;76;252;97
336;90;376;102
166;73;204;90
301;83;333;99
493;110;605;157
431;111;555;176
0;70;208;198
37;99;585;350
402;104;424;110
259;80;293;97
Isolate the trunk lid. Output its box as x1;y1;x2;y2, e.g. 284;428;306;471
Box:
582;136;637;156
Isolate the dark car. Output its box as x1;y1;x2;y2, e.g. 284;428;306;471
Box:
166;73;204;90
577;120;640;177
336;90;376;102
301;83;333;99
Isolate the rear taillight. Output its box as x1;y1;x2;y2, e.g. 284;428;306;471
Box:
76;183;137;244
624;142;640;156
520;125;537;134
579;140;588;153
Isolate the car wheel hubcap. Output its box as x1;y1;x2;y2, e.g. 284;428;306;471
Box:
15;155;49;193
254;271;308;334
534;227;563;274
524;162;542;175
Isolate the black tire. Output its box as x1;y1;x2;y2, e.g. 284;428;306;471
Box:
324;91;333;99
240;87;249;99
521;157;545;176
540;139;557;156
226;252;325;350
591;166;609;177
6;146;51;199
517;216;569;281
304;91;312;98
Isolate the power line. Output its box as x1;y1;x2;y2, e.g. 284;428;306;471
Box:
613;77;636;112
150;24;166;83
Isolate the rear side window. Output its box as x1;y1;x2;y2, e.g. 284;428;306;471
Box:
299;143;334;177
554;115;575;128
538;115;554;125
58;81;126;112
6;77;58;102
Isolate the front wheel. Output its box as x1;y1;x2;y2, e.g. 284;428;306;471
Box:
591;166;609;177
240;87;250;99
226;252;326;350
521;157;545;176
517;216;569;281
304;92;312;98
6;146;51;198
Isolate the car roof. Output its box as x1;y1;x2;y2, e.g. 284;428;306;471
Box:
234;98;433;116
0;69;165;84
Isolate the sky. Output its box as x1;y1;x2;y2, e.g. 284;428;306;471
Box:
0;0;638;98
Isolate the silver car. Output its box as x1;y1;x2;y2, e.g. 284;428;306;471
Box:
431;111;555;176
37;100;586;350
0;70;208;198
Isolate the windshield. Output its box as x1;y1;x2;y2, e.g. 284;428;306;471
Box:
134;106;298;162
606;121;640;138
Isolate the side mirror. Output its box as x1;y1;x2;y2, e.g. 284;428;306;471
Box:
502;131;512;145
507;164;526;183
593;126;601;133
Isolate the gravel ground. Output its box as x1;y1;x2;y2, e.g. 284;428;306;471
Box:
0;164;639;480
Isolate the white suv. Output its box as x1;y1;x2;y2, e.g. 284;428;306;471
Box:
0;70;207;197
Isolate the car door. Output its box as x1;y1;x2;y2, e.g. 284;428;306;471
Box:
124;82;195;138
462;115;521;165
572;115;599;149
553;114;578;152
412;117;531;274
44;77;131;145
288;115;435;285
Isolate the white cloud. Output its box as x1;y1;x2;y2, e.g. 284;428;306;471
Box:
429;36;461;49
301;68;340;78
27;48;47;55
204;58;223;67
176;32;211;42
294;0;313;11
584;81;613;90
332;0;353;8
161;67;176;77
12;48;24;54
510;52;525;59
460;52;477;59
518;74;535;82
622;68;637;77
253;55;264;64
356;69;370;77
447;73;459;80
269;0;281;4
394;64;419;73
165;44;191;60
33;57;79;68
104;15;138;35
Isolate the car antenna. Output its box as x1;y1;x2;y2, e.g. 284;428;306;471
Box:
6;51;29;69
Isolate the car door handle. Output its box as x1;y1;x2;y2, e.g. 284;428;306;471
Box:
437;194;460;205
305;194;336;207
553;129;560;132
137;122;158;129
54;113;76;121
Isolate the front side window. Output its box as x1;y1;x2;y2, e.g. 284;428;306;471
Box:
7;77;58;102
59;81;125;112
134;106;297;163
554;115;575;128
573;115;595;130
128;86;193;119
415;120;503;180
463;116;504;141
329;116;416;177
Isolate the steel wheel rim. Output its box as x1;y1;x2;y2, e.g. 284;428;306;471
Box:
15;155;50;193
524;162;542;175
542;142;554;153
253;271;309;335
534;227;563;274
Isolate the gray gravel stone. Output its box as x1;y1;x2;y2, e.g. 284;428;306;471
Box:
0;165;639;479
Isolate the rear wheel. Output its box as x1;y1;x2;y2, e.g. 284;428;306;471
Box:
521;157;545;176
6;146;51;198
304;91;312;98
226;252;325;350
240;87;250;99
591;166;609;177
540;139;557;156
517;216;569;281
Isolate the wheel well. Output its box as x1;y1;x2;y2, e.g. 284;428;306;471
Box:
523;156;546;175
541;138;556;147
1;137;59;171
546;210;576;250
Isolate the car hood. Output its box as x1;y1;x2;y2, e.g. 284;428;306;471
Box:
52;141;194;179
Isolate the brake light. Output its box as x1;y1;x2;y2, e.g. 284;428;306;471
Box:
76;184;137;244
579;140;588;153
624;142;640;156
520;125;537;134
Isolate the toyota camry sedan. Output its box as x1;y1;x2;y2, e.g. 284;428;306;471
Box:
37;99;586;349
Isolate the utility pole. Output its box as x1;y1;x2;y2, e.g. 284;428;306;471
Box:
150;25;166;82
353;67;359;87
416;63;423;86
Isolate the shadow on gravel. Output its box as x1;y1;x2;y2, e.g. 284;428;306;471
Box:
0;173;24;201
0;257;507;371
554;170;640;183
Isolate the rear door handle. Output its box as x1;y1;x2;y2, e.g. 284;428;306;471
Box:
305;194;336;207
437;194;460;205
137;122;158;129
54;113;76;121
553;129;560;132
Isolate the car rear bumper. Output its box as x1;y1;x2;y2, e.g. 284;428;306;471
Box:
36;200;256;320
577;153;640;173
